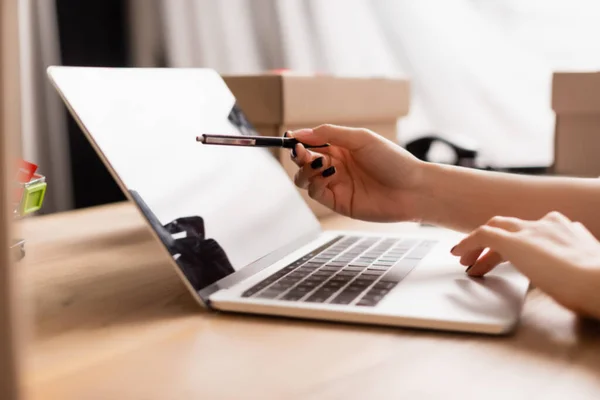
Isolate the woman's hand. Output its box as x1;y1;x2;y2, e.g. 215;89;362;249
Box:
287;124;424;222
451;211;600;320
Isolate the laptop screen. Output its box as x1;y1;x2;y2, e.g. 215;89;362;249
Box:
49;67;321;293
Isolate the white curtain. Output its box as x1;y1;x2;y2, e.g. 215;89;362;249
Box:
19;0;72;213
16;0;600;214
130;0;600;169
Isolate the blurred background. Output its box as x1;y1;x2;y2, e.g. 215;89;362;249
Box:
18;0;600;214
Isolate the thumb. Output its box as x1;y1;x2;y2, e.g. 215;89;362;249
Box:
291;124;370;150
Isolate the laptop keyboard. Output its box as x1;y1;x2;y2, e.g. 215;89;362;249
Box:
241;236;438;307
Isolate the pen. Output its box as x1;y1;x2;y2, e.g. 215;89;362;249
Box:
196;134;329;149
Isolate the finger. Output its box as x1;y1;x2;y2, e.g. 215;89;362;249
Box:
307;176;335;209
284;131;309;167
452;216;525;258
486;216;527;232
294;155;332;189
451;226;514;263
291;142;311;166
543;211;572;224
290;124;372;150
459;248;485;268
454;216;525;266
467;250;504;277
570;221;592;236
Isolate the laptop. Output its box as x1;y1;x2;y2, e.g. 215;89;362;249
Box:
47;66;530;335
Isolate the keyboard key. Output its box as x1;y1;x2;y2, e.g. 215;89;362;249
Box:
318;286;341;295
385;255;405;260
242;285;266;297
367;266;389;271
330;275;354;283
289;271;310;278
344;266;365;272
362;269;384;276
367;252;384;257
303;263;321;268
291;285;315;294
354;277;377;285
316;269;334;276
363;292;386;302
367;287;392;297
321;266;341;272
349;264;370;269
282;291;306;301
380;258;419;283
330;294;357;305
322;280;347;289
356;259;374;264
327;262;346;268
297;281;320;290
357;271;378;279
406;243;435;259
344;284;368;292
386;249;404;254
373;281;397;291
256;289;281;299
373;261;394;267
304;292;331;303
304;276;325;284
394;243;417;252
279;278;302;286
269;282;294;291
357;297;384;306
356;297;378;307
267;272;291;282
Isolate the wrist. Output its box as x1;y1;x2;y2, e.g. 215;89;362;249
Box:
393;160;442;223
406;161;440;221
401;161;468;228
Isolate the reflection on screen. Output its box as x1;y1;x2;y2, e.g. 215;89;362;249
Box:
51;68;320;292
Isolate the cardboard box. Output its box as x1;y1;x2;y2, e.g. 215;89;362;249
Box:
552;72;600;177
223;73;410;216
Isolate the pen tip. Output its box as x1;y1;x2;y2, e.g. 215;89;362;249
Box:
196;136;203;142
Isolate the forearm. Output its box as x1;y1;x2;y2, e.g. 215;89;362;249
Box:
411;163;600;235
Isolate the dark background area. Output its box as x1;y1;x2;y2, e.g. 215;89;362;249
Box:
55;0;128;208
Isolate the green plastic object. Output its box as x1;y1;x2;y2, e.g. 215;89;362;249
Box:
19;181;47;216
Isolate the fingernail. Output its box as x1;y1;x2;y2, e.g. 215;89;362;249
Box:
322;166;336;178
291;148;296;158
311;157;324;169
284;131;290;137
465;265;474;273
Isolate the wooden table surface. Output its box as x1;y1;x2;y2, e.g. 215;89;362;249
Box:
18;203;600;400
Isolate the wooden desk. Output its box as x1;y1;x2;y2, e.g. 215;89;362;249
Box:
20;203;600;399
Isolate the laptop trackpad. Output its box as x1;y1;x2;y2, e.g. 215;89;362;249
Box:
380;260;529;325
